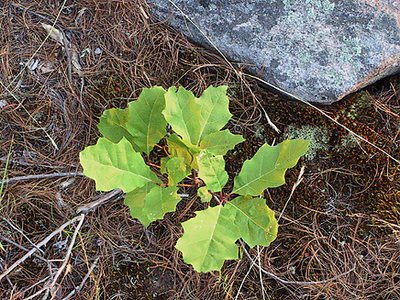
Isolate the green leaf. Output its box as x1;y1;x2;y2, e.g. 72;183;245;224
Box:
198;151;228;192
125;185;181;227
125;86;167;154
163;86;202;145
79;137;160;193
197;86;232;140
98;107;134;144
233;140;309;196
175;205;239;272
175;196;278;272
163;86;232;146
82;84;310;274
165;157;190;185
97;87;167;153
197;186;212;203
200;130;244;156
226;196;278;247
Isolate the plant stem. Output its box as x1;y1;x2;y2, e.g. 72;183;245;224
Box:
177;183;194;187
147;162;160;169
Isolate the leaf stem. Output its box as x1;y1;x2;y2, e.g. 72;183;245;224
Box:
212;194;222;205
218;191;232;204
177;183;194;187
147;162;160;169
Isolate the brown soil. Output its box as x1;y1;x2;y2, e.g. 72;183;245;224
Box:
0;1;399;299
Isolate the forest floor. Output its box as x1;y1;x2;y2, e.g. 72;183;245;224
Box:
0;1;399;299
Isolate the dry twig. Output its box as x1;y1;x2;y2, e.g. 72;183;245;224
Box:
62;257;100;300
75;189;124;214
0;172;83;185
0;214;84;282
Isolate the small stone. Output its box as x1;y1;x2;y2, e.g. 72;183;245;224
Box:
28;58;39;71
0;100;7;109
94;47;103;55
148;0;400;104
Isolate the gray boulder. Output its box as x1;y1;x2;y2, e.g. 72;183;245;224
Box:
147;0;400;104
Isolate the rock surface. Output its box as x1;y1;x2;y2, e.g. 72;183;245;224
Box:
147;0;400;104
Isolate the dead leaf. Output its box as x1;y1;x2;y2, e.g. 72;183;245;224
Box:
41;23;65;46
39;62;56;74
75;8;87;24
71;48;82;71
41;23;82;73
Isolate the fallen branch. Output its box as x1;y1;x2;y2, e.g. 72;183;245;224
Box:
1;216;45;254
0;214;84;282
48;214;85;299
0;172;83;185
75;189;190;215
75;189;123;214
62;257;100;300
0;235;49;264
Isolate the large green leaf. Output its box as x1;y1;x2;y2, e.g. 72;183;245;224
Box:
175;196;279;272
175;205;239;272
163;87;202;145
79;137;159;193
125;185;181;227
98;107;134;144
233;139;309;196
125;86;167;154
163;86;232;146
200;130;245;156
197;86;232;140
198;151;228;192
225;196;278;247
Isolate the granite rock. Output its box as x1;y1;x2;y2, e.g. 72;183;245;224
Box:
147;0;400;104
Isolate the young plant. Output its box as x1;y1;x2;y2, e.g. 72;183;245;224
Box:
79;86;309;272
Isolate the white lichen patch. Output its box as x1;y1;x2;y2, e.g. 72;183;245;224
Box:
335;133;359;151
285;125;330;160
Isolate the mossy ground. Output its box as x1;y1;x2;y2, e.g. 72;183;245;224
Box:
0;1;399;299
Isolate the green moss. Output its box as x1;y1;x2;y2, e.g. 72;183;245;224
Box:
253;124;267;140
335;133;358;151
284;125;329;160
343;92;372;120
